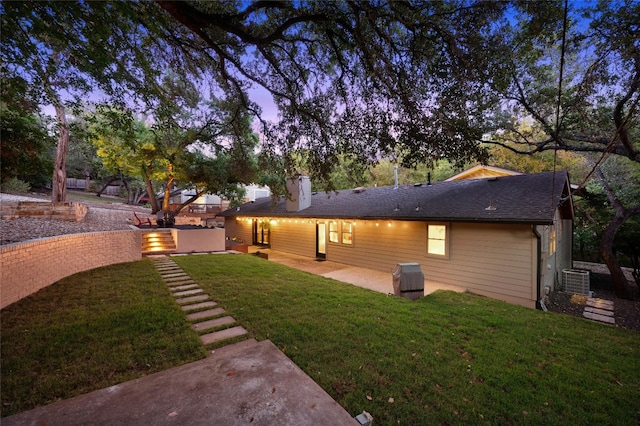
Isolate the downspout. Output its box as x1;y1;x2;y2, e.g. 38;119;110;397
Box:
533;226;545;311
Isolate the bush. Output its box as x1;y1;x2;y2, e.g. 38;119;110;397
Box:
1;177;31;193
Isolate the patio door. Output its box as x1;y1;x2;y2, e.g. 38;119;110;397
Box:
253;219;270;246
316;222;326;259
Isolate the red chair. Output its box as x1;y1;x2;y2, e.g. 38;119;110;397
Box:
133;211;152;227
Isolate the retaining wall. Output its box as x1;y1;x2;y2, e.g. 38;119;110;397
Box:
0;201;88;221
0;228;141;309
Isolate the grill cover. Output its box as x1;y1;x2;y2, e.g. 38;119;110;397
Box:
392;263;424;300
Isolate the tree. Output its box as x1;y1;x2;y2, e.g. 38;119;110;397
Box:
89;77;259;219
153;1;523;180
1;1;198;201
480;0;640;298
0;72;54;188
4;1;636;294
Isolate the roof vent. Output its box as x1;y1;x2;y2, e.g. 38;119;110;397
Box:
353;187;365;193
394;204;401;212
394;166;399;189
413;183;422;187
485;199;496;211
415;202;422;211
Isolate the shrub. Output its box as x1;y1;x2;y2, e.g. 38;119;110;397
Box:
1;177;31;193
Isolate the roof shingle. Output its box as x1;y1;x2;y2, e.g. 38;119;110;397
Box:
219;171;572;225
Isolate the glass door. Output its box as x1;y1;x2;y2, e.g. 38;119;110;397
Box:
253;219;270;246
316;222;326;259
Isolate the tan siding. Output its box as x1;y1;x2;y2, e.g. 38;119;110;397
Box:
270;220;316;258
224;218;253;244
227;216;537;307
326;220;535;305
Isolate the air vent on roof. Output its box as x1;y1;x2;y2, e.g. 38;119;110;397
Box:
488;177;498;182
413;183;423;187
353;187;365;193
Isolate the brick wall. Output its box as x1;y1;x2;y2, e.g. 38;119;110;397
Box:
0;229;142;309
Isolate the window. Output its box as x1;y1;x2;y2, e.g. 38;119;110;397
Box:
329;221;339;243
328;221;354;245
548;225;556;255
341;222;353;245
427;224;448;258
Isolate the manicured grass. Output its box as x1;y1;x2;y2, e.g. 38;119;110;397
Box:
174;254;640;425
66;190;129;205
2;255;639;424
0;260;207;417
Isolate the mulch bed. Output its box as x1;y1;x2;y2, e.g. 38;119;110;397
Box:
546;272;640;333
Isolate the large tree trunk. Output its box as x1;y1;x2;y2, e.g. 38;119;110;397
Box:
51;103;69;202
161;164;175;222
599;210;633;299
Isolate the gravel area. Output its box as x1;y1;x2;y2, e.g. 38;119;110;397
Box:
0;193;148;245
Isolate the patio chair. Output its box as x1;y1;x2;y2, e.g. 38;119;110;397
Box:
133;211;152;227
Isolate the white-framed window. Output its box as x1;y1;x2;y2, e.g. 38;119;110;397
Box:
328;221;354;245
329;221;339;243
341;221;353;245
427;223;449;258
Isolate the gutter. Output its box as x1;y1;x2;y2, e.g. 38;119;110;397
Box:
532;226;544;311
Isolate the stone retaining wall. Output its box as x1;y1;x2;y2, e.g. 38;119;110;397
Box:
0;228;141;309
0;201;88;221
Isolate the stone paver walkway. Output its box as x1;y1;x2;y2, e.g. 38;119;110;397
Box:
151;256;248;346
583;297;615;325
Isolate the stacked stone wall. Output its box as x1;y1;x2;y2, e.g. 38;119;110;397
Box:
0;229;141;309
0;201;88;221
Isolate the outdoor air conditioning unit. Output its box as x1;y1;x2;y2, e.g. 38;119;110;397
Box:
562;269;590;296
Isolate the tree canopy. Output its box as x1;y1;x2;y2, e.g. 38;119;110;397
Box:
2;0;638;296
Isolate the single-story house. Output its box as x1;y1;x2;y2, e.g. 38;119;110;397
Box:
219;171;574;309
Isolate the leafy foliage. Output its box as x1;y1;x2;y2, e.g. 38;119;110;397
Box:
0;73;54;188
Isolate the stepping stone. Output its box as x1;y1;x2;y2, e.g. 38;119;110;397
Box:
181;301;218;311
173;289;204;297
166;280;197;287
587;298;614;310
583;311;616;324
170;284;200;292
584;306;614;317
161;273;190;279
192;316;235;331
164;276;193;283
156;266;182;273
200;326;247;345
186;307;226;320
175;294;210;305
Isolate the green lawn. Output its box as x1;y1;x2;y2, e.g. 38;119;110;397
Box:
2;255;639;424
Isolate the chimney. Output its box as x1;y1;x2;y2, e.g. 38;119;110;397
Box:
286;176;311;212
394;166;399;189
427;172;431;185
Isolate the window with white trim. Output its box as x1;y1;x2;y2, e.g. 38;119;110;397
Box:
341;221;353;245
427;224;449;258
329;221;339;243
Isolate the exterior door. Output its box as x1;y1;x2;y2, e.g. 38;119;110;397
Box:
316;222;326;259
253;219;270;246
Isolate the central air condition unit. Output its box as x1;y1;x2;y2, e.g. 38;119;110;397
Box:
562;269;590;296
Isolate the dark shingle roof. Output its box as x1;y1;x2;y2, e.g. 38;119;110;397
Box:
219;171;572;225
